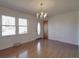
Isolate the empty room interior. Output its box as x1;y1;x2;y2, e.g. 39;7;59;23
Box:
0;0;79;58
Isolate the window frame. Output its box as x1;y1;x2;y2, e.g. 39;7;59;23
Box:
2;15;16;36
18;18;28;34
37;22;41;35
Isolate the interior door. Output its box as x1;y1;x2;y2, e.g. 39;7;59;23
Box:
43;20;48;39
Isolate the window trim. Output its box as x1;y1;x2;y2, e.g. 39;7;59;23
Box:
18;18;28;34
37;22;41;35
2;15;16;36
1;15;28;36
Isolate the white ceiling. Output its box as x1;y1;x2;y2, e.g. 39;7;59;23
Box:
0;0;79;17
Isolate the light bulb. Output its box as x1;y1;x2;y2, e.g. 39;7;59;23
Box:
44;13;47;18
41;12;43;16
36;13;39;18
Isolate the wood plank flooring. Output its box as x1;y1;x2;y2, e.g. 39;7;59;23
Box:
0;39;79;58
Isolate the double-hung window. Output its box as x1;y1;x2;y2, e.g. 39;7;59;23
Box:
2;15;28;36
2;15;16;36
37;22;41;35
19;18;28;34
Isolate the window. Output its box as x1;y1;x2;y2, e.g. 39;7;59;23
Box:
2;15;28;36
37;22;41;35
19;18;27;34
2;15;16;36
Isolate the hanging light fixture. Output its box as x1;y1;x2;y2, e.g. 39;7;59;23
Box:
36;0;47;19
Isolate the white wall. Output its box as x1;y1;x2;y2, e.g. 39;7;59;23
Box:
78;11;79;46
48;11;78;45
0;6;43;50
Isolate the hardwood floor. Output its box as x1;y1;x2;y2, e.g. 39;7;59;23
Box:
0;39;79;58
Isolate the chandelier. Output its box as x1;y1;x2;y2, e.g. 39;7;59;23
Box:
36;0;47;19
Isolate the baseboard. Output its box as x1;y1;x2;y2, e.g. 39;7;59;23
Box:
49;39;78;48
0;39;36;51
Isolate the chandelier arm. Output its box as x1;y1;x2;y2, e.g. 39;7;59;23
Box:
36;0;47;19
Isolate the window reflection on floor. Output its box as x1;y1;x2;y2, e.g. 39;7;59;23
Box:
37;42;41;55
4;51;28;58
18;51;28;58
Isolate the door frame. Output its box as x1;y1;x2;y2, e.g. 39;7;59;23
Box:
43;20;48;39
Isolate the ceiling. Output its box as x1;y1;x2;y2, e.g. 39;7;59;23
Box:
0;0;79;18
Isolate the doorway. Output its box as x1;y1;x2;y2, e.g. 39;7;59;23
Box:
43;20;48;39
